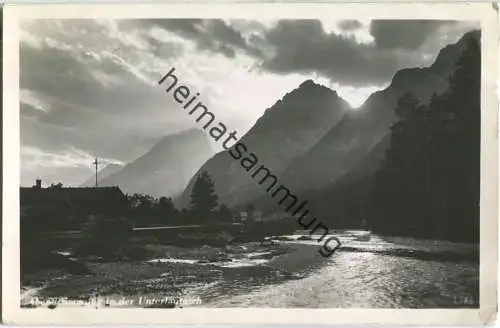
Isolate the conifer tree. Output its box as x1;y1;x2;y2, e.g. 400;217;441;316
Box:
189;171;219;222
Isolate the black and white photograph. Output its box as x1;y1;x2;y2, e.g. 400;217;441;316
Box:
2;2;498;325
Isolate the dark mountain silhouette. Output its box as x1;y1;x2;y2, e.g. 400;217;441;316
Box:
179;80;350;207
80;163;124;187
178;30;477;220
292;31;480;229
367;31;480;242
99;129;214;198
241;30;479;229
280;31;478;194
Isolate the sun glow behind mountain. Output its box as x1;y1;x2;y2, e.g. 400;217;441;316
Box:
309;76;387;108
336;85;388;108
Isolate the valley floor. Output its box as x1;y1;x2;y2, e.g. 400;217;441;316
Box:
21;230;479;309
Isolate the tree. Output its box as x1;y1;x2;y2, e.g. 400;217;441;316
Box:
216;204;232;222
430;33;480;241
128;193;156;213
180;208;190;220
156;197;178;220
189;171;219;222
246;203;255;222
126;193;158;226
370;92;428;235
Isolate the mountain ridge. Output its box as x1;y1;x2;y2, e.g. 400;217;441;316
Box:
177;79;350;208
276;29;478;195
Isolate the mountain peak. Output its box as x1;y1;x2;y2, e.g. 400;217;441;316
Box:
462;29;480;42
168;128;204;139
299;79;316;88
430;29;479;73
153;129;209;155
98;128;214;198
382;29;478;99
277;79;338;104
297;79;336;94
179;75;348;207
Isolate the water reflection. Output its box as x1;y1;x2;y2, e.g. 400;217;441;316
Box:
191;230;478;308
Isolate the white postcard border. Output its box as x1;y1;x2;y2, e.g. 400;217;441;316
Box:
2;2;498;325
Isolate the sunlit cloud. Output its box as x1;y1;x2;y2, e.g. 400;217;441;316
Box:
21;145;124;170
20;89;50;113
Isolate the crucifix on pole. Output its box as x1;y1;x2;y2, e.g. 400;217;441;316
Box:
93;157;99;188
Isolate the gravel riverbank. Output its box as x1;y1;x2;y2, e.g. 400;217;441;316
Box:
21;242;324;308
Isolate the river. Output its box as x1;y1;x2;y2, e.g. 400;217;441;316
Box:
23;229;478;309
190;230;479;308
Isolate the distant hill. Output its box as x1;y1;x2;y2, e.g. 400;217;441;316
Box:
99;129;214;198
178;79;349;208
80;163;124;187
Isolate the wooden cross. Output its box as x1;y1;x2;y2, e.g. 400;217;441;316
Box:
93;158;99;188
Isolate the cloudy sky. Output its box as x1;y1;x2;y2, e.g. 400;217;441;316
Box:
19;19;477;187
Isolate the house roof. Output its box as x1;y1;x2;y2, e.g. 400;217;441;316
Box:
20;186;127;205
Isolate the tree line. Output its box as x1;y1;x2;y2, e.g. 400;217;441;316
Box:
368;35;480;242
127;171;232;226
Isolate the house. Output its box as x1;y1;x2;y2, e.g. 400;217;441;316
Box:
261;212;290;222
252;211;263;222
235;210;261;222
21;179;129;231
235;209;289;223
234;211;248;222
